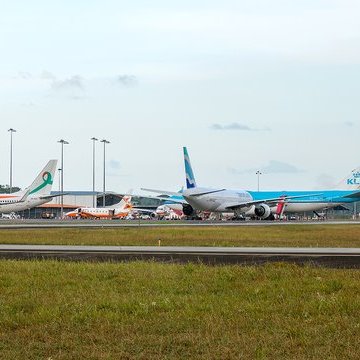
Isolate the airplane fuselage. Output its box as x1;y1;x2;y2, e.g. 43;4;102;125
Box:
183;187;357;214
69;208;128;219
0;195;51;213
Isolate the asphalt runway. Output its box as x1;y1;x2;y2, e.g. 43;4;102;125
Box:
0;219;359;229
0;244;359;268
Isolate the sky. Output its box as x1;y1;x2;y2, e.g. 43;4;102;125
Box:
0;0;359;193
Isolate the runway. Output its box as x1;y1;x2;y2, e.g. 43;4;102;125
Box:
0;244;359;268
0;219;359;229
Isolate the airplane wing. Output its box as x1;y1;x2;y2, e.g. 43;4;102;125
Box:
135;189;187;204
225;193;324;211
131;208;156;214
80;211;96;218
343;190;360;199
142;188;228;198
152;196;186;204
141;188;181;196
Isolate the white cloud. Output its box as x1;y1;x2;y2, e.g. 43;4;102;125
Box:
315;173;337;189
40;71;56;81
51;75;84;91
211;123;270;131
116;75;138;87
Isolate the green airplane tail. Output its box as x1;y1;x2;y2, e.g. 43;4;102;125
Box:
29;160;58;196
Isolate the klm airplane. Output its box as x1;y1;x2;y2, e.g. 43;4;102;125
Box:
144;147;360;219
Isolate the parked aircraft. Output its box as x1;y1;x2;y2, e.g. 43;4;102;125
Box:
0;160;58;214
153;191;184;219
155;204;183;219
65;195;133;219
143;147;360;219
118;189;185;219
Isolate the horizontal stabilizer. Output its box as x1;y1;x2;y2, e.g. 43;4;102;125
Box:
40;193;68;200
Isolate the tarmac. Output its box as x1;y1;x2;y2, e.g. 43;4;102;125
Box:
0;244;359;268
1;219;359;267
0;219;359;229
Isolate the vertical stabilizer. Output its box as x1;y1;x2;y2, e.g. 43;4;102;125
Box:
115;195;132;210
336;167;360;190
29;160;58;196
183;147;197;189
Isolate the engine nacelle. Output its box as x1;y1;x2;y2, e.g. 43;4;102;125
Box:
254;204;272;219
183;204;195;217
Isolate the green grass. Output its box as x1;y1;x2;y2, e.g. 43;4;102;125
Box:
0;224;360;247
0;260;359;359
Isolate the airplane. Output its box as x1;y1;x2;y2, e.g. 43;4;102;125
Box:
153;190;184;219
116;189;185;219
155;204;184;219
65;195;133;219
0;160;59;214
142;147;360;220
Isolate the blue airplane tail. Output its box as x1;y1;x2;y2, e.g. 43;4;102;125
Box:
183;147;197;189
336;166;360;190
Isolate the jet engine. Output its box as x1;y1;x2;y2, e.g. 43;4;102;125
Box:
183;203;195;217
254;204;272;219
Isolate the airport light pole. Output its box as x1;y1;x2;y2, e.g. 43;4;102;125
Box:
8;128;16;193
58;139;69;218
355;202;358;219
91;137;98;207
57;168;61;205
101;139;110;207
256;170;262;192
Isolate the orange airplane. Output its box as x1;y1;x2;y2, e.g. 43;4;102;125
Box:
65;195;133;219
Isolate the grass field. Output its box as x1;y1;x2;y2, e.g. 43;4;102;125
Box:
0;224;360;247
0;260;359;359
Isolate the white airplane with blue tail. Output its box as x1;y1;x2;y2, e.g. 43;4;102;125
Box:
143;147;360;219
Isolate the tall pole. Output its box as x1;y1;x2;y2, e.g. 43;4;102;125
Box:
57;168;61;205
91;137;98;207
101;139;110;207
58;139;69;218
256;170;262;192
8;128;16;193
355;202;357;220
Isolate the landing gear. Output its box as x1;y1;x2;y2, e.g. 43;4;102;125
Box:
313;211;325;220
231;215;246;221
